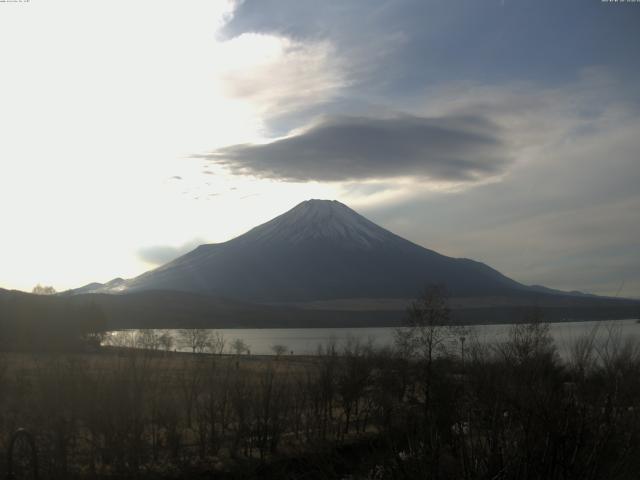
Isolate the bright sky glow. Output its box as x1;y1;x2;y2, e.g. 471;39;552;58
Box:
1;0;638;297
0;1;339;290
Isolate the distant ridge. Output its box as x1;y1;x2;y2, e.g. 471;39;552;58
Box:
71;199;594;303
4;200;638;329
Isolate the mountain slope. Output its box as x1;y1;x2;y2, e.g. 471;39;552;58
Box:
114;199;535;302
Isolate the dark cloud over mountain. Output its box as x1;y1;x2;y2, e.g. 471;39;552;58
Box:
205;1;640;297
202;115;510;182
222;0;640;97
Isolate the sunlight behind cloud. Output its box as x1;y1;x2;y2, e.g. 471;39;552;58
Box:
0;0;638;299
213;33;346;117
0;0;297;291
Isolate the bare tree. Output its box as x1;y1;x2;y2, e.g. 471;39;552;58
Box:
395;285;463;363
32;284;57;295
337;337;373;437
158;330;174;352
104;330;138;349
496;308;556;366
271;344;288;358
230;338;249;356
178;329;212;353
206;331;227;355
394;284;465;435
138;329;162;351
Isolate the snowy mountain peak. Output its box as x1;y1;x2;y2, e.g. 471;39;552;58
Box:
240;199;395;248
71;198;540;301
285;199;361;224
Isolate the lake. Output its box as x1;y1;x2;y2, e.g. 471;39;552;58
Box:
107;318;640;358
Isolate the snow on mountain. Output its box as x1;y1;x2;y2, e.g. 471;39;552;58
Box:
81;199;536;302
238;199;397;248
64;277;126;295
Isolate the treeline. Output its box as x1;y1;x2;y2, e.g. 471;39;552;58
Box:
0;290;106;351
0;319;640;478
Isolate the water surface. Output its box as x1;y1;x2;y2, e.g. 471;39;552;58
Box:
107;319;640;358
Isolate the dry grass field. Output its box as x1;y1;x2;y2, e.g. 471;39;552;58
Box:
2;320;640;479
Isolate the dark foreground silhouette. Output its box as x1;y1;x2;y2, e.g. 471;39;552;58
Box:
1;319;639;479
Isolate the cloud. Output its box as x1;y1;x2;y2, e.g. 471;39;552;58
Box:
222;1;640;98
205;1;640;297
215;33;346;118
137;239;205;266
201;114;511;183
361;95;640;297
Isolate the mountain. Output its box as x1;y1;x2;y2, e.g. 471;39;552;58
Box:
2;200;636;333
84;199;568;302
67;278;126;295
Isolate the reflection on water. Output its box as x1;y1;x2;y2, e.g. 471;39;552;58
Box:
105;319;640;358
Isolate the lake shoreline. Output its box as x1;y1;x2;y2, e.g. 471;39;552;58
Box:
105;318;640;357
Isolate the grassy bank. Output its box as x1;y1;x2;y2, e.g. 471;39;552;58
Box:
1;321;640;479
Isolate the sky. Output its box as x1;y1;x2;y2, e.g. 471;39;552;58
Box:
0;0;639;298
